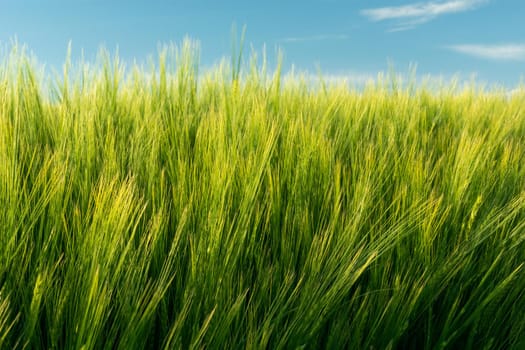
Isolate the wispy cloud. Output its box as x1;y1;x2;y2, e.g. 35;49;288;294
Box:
361;0;487;31
446;44;525;60
277;34;349;43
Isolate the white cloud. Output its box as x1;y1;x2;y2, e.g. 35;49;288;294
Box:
361;0;487;30
507;88;522;96
278;34;349;43
319;72;378;85
446;44;525;60
277;67;517;92
280;70;377;88
283;70;455;87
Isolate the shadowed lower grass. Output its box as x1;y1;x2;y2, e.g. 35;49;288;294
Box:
0;40;524;349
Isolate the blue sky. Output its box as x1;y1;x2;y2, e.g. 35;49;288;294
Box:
1;0;524;87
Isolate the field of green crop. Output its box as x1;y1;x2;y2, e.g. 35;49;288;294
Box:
0;40;524;349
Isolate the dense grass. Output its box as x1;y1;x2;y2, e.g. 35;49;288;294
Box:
0;40;524;349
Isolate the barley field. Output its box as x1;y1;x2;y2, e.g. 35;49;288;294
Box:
0;41;524;349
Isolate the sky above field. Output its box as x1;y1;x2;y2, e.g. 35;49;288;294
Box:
1;0;524;87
